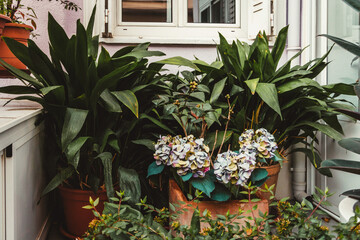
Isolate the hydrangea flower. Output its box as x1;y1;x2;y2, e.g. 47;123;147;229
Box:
239;128;278;161
153;135;210;178
214;150;256;186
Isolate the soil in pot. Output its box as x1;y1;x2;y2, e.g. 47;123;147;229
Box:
58;186;108;238
258;163;281;201
168;179;269;229
0;23;33;76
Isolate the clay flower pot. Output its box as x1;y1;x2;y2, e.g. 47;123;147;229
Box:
58;186;108;238
0;23;33;76
0;14;11;35
169;179;268;228
258;163;281;200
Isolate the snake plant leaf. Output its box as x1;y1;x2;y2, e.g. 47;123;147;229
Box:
122;50;165;60
147;162;165;178
339;138;360;154
334;108;360;121
341;189;360;200
271;25;288;68
2;37;34;70
118;166;141;205
323;83;356;95
141;113;175;135
245;78;259;95
211;183;231;201
0;86;39;94
210;78;227;103
289;122;343;141
41;166;75;197
75;19;89;96
190;173;215;197
321;159;360;175
61;108;88;151
65;137;90;169
256;83;282;119
3;96;45;107
40;86;65;105
271;70;313;84
112;90;139;118
86;6;97;59
96;152;115;199
100;129;117;153
155;56;201;71
320;34;360;57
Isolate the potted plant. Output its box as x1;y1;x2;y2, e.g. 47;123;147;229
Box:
0;7;165;238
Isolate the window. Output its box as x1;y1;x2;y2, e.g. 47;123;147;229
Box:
84;0;286;44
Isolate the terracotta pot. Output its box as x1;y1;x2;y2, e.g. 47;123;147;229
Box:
0;14;10;35
258;163;281;200
58;186;108;238
169;179;268;229
0;23;33;75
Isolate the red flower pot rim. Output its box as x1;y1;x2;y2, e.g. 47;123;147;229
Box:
4;22;34;31
0;14;11;23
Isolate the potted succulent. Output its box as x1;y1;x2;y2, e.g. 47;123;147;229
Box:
0;7;165;238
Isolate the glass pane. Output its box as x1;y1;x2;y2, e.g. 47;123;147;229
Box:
188;0;236;24
327;0;360;109
122;0;172;23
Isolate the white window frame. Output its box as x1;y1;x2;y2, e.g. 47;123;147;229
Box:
84;0;286;45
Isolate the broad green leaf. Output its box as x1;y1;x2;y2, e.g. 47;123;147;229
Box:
155;56;200;71
132;139;155;151
256;83;282;119
122;50;165;60
140;113;175;135
271;70;313;84
250;168;268;183
197;84;210;93
334;108;360;121
321;159;360;175
211;183;231;201
320;34;360;57
181;172;193;182
147;162;165;177
190;173;215;197
65;137;89;169
0;86;39;94
277;78;321;93
41;166;74;197
323;83;356;95
61;108;88;150
271;25;288;67
48;12;69;63
291;121;342;141
2;37;34;70
245;78;259;95
118;166;141;205
112;90;139;118
96;152;115;199
3;96;45;107
189;92;205;102
342;189;360;200
339;138;360;154
100;89;122;113
205;130;233;151
210;78;226;103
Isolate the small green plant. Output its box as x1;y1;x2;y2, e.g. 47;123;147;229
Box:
80;187;359;240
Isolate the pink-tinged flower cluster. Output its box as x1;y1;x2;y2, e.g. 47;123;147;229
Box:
214;150;256;186
154;135;210;178
238;128;278;161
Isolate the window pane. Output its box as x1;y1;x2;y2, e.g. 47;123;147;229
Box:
188;0;236;24
122;0;172;23
327;0;360;109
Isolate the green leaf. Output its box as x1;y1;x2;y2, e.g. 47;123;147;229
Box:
245;78;259;95
271;26;288;68
61;108;88;150
321;159;360;175
190;174;215;197
339;138;360;154
41;166;74;197
290;122;342;141
189;92;205;102
140;113;175;135
122;50;165;60
277;78;322;93
118;166;141;205
147;162;165;178
211;183;231;201
48;13;69;63
0;86;39;94
155;56;200;71
210;78;227;105
291;148;332;177
341;189;360;200
250;168;269;187
256;83;282;119
320;34;360;57
65;137;89;169
190;209;200;233
334;108;360;121
181;172;193;182
96;152;115;199
205;130;233;151
271;70;313;84
132;139;155;151
112;90;139;118
323;83;356;95
100;89;123;113
197;84;210;93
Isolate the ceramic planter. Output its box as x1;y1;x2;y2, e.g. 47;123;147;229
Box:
0;14;10;35
257;163;281;200
169;179;268;228
0;23;33;76
58;186;108;238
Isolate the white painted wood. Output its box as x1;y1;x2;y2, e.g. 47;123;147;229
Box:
0;108;49;240
248;0;271;39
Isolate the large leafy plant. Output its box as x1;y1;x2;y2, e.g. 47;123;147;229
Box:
0;7;165;199
158;26;355;176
